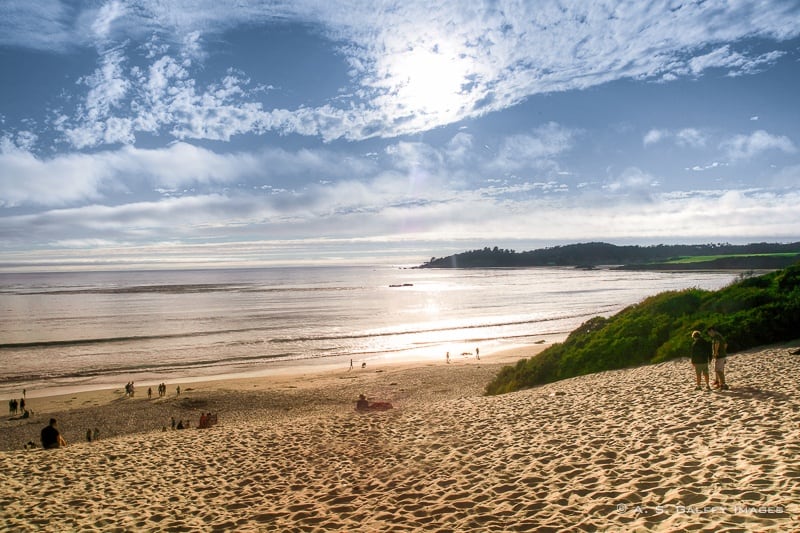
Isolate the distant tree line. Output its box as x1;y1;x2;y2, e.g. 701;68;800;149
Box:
419;242;800;269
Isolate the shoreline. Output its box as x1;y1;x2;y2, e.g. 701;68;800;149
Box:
0;339;561;402
0;343;550;452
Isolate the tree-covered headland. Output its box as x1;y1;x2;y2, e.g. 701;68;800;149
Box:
420;242;800;270
485;262;800;395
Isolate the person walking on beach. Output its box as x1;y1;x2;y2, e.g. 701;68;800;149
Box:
690;331;712;391
41;418;67;449
707;327;729;390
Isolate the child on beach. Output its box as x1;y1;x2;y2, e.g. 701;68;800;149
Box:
707;327;729;390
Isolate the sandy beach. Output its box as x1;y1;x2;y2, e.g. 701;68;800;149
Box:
2;343;799;532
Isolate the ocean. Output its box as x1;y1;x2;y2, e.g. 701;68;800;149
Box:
0;266;737;398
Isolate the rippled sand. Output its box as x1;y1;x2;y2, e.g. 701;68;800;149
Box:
2;345;799;531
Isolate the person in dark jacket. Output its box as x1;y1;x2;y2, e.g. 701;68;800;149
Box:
41;418;67;449
690;330;712;391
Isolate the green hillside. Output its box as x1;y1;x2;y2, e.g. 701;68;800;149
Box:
485;262;800;395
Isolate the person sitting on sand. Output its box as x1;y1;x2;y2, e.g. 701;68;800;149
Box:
690;330;712;391
198;413;217;428
41;418;67;449
355;394;392;412
356;394;370;410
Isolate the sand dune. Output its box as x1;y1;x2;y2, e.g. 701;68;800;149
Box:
2;345;799;531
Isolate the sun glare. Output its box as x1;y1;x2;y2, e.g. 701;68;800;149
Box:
389;45;471;117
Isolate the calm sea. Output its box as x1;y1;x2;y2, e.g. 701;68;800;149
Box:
0;266;737;398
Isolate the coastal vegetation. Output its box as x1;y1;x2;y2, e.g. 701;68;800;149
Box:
420;242;800;270
485;262;800;395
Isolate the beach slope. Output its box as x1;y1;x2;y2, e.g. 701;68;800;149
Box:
2;346;799;532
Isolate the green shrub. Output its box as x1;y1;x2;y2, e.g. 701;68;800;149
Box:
485;262;800;395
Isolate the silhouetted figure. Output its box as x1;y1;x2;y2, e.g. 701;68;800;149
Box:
41;418;67;449
691;331;712;391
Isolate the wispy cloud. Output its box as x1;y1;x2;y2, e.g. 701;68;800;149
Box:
721;130;797;161
644;128;708;148
2;1;799;269
683;46;785;78
0;141;386;207
4;1;800;148
4;186;798;268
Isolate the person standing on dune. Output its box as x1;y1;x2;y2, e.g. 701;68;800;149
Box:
690;330;712;391
707;327;729;390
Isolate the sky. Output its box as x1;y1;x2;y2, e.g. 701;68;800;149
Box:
1;0;799;271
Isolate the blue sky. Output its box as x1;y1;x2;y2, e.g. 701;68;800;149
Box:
1;1;799;270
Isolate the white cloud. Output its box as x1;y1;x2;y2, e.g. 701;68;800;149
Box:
0;141;388;207
644;128;707;148
0;145;109;207
91;1;127;43
688;162;725;172
722;130;797;161
0;0;78;51
675;128;707;148
63;47;133;148
643;129;667;146
489;122;577;172
6;1;800;146
684;46;785;78
603;167;660;197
